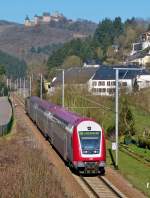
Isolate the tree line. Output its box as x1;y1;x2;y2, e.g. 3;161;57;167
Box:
0;50;27;79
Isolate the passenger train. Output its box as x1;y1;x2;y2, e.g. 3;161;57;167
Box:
25;96;106;174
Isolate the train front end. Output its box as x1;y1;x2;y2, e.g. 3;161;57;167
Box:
72;120;106;174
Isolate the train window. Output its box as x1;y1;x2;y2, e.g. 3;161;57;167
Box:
79;131;101;154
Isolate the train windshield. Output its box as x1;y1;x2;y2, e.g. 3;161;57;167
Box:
79;131;101;154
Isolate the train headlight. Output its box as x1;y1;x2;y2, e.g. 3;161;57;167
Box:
99;161;105;167
77;161;85;167
73;161;85;168
83;150;88;154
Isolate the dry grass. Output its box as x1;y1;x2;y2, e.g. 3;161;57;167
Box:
0;122;69;198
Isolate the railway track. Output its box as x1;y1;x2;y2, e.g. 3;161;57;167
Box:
73;174;127;198
13;93;128;198
119;144;150;167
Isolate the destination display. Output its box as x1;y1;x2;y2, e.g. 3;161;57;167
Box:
79;131;100;136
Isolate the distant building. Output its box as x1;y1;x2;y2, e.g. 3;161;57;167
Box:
83;59;101;68
73;33;88;39
49;67;97;94
43;12;51;22
136;70;150;90
48;65;150;96
131;31;150;56
44;80;51;93
127;52;150;66
24;11;65;27
24;15;34;27
127;31;150;66
88;65;150;96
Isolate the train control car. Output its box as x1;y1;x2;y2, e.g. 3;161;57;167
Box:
25;96;106;174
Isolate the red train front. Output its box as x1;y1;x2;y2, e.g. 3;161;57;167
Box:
71;120;106;174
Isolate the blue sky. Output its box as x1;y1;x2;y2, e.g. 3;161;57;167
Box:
0;0;150;24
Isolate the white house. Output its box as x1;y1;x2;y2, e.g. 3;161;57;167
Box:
88;65;150;96
131;31;150;56
128;53;150;66
136;70;150;89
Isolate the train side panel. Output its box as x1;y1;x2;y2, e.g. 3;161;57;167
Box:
50;119;68;160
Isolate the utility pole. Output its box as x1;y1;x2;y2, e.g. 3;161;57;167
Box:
23;77;26;98
9;78;11;91
62;69;64;108
115;69;119;169
16;78;18;93
56;69;65;107
40;74;43;100
114;67;143;169
20;78;22;95
6;78;9;88
29;76;32;97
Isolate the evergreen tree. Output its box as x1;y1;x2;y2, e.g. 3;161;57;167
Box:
119;97;135;136
0;64;5;76
113;17;124;38
94;18;114;53
147;24;150;31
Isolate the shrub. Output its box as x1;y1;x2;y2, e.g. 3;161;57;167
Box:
138;137;150;149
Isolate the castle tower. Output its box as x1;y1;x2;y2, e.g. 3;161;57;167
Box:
24;15;31;26
43;12;51;22
34;14;39;25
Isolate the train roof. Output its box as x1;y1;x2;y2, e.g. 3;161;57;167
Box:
30;96;89;125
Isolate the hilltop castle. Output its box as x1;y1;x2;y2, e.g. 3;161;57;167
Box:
24;11;67;27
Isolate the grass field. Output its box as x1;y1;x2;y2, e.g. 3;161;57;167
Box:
131;106;150;134
107;141;150;197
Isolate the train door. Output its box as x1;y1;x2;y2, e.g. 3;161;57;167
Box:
47;113;54;144
34;104;38;123
67;134;73;162
64;133;68;161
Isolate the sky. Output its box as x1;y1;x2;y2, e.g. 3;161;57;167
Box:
0;0;150;24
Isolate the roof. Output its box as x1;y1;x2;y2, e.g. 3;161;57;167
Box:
43;12;50;16
127;50;150;61
92;65;146;80
51;67;98;86
25;16;30;20
84;59;101;65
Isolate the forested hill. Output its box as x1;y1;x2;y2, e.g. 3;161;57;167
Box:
0;19;97;65
47;17;150;70
0;50;27;79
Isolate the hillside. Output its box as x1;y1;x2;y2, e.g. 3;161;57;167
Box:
0;50;27;78
0;19;97;64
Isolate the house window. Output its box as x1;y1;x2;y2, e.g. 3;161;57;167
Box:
102;81;105;86
98;81;105;86
102;88;106;93
92;81;97;86
122;82;127;86
107;88;115;94
111;81;115;86
92;88;97;93
98;88;102;93
107;81;111;86
98;81;101;86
